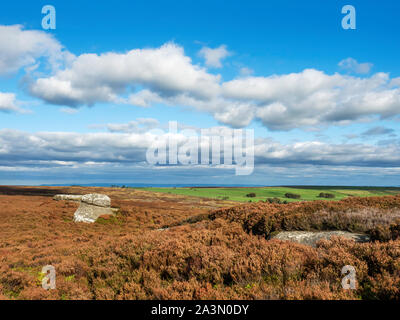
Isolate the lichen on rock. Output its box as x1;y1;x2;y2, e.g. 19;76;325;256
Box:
270;230;370;247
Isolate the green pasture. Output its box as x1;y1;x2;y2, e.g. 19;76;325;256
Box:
137;186;400;203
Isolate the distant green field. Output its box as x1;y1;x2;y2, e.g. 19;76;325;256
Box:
138;186;400;203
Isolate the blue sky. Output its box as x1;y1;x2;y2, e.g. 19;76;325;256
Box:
1;0;400;186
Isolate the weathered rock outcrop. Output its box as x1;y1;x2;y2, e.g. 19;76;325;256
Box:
270;231;370;247
73;194;114;223
80;193;111;207
53;193;115;223
53;194;83;201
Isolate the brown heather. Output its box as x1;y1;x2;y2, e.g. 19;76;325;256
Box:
0;186;399;300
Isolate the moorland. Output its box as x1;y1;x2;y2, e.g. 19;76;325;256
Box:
0;185;399;300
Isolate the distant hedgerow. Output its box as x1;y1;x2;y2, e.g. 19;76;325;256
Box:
318;192;335;199
246;193;256;198
285;192;301;199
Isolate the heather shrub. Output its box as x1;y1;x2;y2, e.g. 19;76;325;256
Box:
80;219;400;300
2;187;400;300
369;219;400;241
210;196;400;238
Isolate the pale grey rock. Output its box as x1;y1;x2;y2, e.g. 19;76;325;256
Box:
81;193;111;207
53;193;115;223
156;227;169;232
53;194;83;201
73;202;114;223
270;231;370;247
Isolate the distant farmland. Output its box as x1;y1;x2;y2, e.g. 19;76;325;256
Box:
138;186;400;203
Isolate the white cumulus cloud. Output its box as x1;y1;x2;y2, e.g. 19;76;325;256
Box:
2;25;400;132
0;24;72;75
338;57;373;74
0;92;23;113
198;45;231;68
222;70;400;130
30;43;220;107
